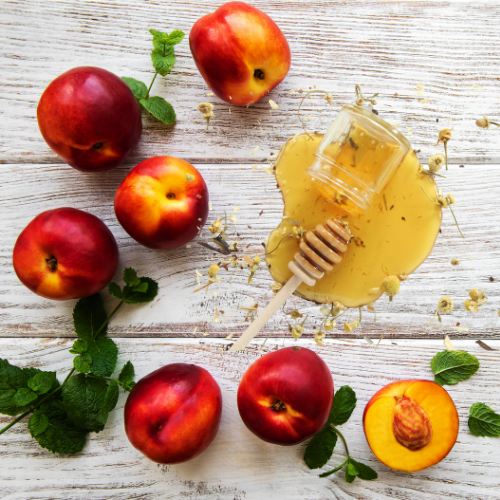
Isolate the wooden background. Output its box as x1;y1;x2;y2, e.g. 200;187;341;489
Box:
1;0;499;498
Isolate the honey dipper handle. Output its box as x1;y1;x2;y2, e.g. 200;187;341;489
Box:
229;273;303;351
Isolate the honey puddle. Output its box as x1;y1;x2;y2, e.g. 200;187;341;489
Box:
266;133;442;307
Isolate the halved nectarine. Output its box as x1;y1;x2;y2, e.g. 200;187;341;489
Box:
363;380;459;472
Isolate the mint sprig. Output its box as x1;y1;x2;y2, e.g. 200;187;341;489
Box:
430;350;479;385
0;267;159;454
468;403;500;437
122;28;184;125
304;386;377;482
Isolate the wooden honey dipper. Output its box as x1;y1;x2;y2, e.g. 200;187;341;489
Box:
230;219;350;351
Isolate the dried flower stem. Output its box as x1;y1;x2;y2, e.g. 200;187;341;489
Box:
297;90;334;140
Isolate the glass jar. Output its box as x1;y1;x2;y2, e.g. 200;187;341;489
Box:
307;103;411;213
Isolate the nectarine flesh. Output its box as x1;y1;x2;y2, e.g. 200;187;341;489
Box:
363;380;459;472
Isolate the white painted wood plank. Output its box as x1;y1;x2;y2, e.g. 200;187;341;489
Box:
1;162;498;338
1;0;500;164
0;338;499;500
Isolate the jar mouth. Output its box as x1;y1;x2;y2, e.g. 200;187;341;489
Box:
307;157;375;213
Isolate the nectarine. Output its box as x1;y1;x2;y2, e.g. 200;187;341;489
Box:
124;363;222;464
363;380;459;472
190;2;291;106
237;346;333;445
13;208;119;300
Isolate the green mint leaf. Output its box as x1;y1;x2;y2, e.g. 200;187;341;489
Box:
118;361;135;392
346;460;359;477
131;282;149;293
0;359;55;415
151;45;175;76
431;350;479;385
345;468;357;483
73;294;107;341
140;96;176;125
28;410;49;437
73;353;92;374
348;458;378;481
14;387;38;406
108;282;124;300
27;372;57;395
304;427;337;469
468;403;500;437
123;268;140;287
122;277;159;304
328;386;357;426
166;29;185;45
121;77;148;100
102;380;119;413
69;339;88;355
61;374;110;433
87;337;118;378
32;400;87;454
150;28;166;51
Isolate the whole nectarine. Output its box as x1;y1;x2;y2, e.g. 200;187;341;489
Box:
37;66;142;172
13;208;119;300
363;380;459;472
190;2;291;106
237;346;333;445
124;363;222;464
114;156;209;249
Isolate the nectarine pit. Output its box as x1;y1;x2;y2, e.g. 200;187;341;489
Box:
45;257;57;272
393;395;433;451
254;69;265;80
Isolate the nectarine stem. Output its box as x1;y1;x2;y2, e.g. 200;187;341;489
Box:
46;257;57;272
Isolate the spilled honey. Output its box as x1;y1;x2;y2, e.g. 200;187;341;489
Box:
266;133;442;307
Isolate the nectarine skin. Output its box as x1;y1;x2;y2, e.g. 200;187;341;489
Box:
124;363;222;464
237;346;333;446
190;1;291;106
37;67;142;172
114;156;209;249
363;380;459;472
13;208;119;300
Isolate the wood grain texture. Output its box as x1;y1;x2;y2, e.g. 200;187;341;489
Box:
0;338;499;500
1;162;498;339
1;0;500;165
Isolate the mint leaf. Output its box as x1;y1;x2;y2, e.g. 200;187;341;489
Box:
28;410;49;437
33;400;87;454
122;277;159;304
151;45;176;77
468;403;500;437
61;374;110;433
27;372;57;395
87;337;118;378
131;282;148;293
328;386;357;426
73;294;107;341
150;28;168;51
140;97;176;125
123;268;140;287
167;30;185;45
69;339;88;355
0;360;54;415
118;361;136;392
102;381;119;413
108;282;124;300
14;387;38;406
345;460;359;482
431;350;479;385
348;458;378;481
121;77;148;100
73;353;92;374
304;426;337;469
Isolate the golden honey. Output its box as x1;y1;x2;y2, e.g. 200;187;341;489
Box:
265;133;442;307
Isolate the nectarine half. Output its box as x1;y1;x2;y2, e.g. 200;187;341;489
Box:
363;380;459;472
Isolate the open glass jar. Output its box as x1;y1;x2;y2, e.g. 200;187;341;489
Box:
307;103;411;213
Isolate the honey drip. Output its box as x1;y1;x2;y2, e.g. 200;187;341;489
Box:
266;133;442;307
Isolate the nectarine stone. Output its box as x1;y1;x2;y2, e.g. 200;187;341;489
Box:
363;380;459;472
